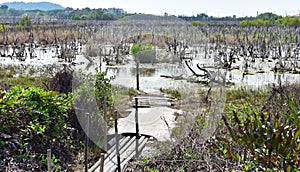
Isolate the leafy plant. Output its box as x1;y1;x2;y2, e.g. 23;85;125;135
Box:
131;43;153;55
17;15;32;27
282;16;300;27
0;86;79;170
213;87;300;171
73;69;115;130
0;24;5;32
191;20;203;26
94;70;114;109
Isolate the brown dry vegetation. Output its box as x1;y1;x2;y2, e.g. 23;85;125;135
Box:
125;83;300;171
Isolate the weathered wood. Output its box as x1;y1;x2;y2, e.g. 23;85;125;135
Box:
131;96;175;107
136;56;140;91
85;114;90;172
114;111;121;172
47;149;51;172
99;154;104;172
89;135;151;172
135;97;139;138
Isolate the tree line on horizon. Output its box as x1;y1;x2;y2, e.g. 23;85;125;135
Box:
0;5;124;20
1;4;300;27
187;12;300;27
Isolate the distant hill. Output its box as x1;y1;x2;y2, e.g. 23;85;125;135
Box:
1;1;64;11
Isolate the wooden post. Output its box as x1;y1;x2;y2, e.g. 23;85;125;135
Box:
135;97;140;158
100;153;105;172
100;96;108;172
114;111;121;172
85;113;90;172
136;55;140;91
99;56;102;72
47;149;51;172
103;96;107;151
135;97;139;138
135;135;139;158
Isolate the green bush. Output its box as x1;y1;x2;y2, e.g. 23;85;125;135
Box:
191;20;202;26
241;14;300;27
256;12;282;21
94;70;114;109
18;16;32;27
282;16;300;27
240;19;273;27
0;24;5;32
0;86;76;170
131;43;153;55
73;69;115;124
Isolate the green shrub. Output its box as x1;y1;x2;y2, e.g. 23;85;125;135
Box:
131;43;153;55
94;70;114;108
0;24;5;32
191;20;202;26
282;16;300;27
0;86;73;138
18;16;32;27
240;19;273;27
73;69;114;124
0;86;76;170
213;88;300;171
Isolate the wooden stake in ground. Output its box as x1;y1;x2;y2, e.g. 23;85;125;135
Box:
136;55;140;91
85;113;90;172
47;149;51;172
114;110;121;171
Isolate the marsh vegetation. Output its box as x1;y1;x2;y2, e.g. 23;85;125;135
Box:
0;13;300;171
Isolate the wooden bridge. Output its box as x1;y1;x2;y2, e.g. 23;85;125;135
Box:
89;134;154;172
88;92;184;172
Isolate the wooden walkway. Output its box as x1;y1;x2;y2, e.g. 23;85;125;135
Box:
89;92;181;172
89;134;153;172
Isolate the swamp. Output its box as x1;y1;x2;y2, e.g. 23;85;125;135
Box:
0;12;300;171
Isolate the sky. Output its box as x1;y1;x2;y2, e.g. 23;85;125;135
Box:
2;0;300;17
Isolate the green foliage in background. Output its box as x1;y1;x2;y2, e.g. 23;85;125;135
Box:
18;16;32;27
240;12;300;27
256;12;282;21
240;19;273;27
0;24;5;32
191;20;203;26
130;43;153;55
281;16;300;27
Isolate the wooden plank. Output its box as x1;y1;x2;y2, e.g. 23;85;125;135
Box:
88;136;128;172
91;136;150;172
103;136;136;171
133;96;174;100
120;136;149;170
103;136;147;172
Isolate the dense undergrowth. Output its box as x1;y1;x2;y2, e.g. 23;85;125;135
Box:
0;86;81;171
126;84;300;171
216;84;300;171
1;67;300;171
0;67;121;171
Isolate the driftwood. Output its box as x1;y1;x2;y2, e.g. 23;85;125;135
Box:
184;60;207;78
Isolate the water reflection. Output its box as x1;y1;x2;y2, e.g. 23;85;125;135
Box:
1;46;300;90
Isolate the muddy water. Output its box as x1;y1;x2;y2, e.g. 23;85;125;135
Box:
1;45;300;90
103;58;300;90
